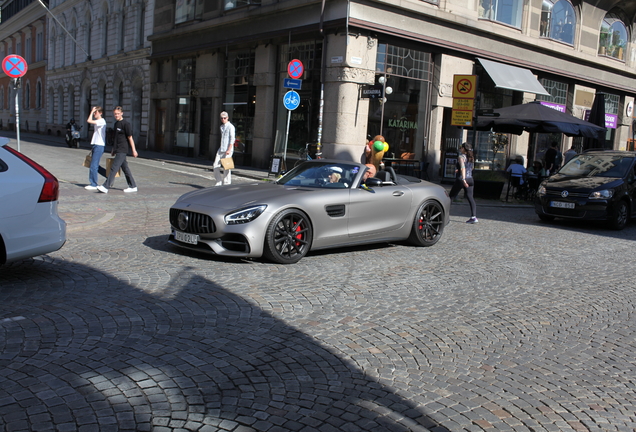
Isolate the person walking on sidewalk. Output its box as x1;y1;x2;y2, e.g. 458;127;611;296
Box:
85;106;107;191
97;106;138;194
449;142;478;224
213;111;235;186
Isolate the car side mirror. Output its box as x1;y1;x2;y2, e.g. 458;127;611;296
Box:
363;177;382;188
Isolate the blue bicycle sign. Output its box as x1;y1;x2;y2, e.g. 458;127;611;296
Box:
283;90;300;110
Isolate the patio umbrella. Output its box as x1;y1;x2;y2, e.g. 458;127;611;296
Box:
584;92;607;149
475;101;606;139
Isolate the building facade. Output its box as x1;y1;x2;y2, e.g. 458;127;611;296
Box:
43;0;153;145
147;0;636;178
0;0;47;134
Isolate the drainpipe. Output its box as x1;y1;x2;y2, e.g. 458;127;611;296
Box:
315;0;327;159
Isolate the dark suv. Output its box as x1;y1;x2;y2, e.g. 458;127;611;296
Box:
535;151;636;230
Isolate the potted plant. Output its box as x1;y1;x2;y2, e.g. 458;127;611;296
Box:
473;169;507;200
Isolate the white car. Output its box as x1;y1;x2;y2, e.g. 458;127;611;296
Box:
0;139;66;264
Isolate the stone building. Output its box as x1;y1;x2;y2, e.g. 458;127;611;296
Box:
43;0;153;145
147;0;636;177
0;0;47;134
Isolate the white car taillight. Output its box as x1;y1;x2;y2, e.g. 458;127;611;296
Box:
3;145;59;202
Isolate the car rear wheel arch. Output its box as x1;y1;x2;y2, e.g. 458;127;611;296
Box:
263;208;314;264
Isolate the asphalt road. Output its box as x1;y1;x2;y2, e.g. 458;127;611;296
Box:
1;135;636;432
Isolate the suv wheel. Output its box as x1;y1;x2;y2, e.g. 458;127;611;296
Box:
609;200;629;230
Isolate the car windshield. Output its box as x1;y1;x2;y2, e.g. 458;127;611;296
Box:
559;154;635;178
277;161;361;188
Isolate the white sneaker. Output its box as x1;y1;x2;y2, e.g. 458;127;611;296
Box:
97;185;108;194
466;217;479;224
124;187;138;193
85;185;98;190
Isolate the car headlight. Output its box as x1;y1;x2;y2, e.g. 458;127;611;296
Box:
589;189;614;199
225;205;267;225
537;185;546;196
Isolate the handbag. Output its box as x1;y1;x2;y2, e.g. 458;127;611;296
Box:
105;157;122;178
220;157;234;170
83;152;92;168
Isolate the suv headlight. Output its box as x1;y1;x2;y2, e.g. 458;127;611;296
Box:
537;185;546;196
225;205;267;224
589;190;614;199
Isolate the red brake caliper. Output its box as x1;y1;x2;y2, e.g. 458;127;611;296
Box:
294;221;303;246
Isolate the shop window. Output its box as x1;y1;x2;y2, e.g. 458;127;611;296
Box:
536;79;568;106
224;0;261;11
368;44;433;159
598;14;627;60
224;50;255;165
175;0;204;23
274;41;323;161
175;58;196;150
540;0;575;45
478;0;523;28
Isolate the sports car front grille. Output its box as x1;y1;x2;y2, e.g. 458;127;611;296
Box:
170;209;216;234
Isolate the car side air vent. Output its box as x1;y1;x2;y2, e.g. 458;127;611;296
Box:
326;204;346;218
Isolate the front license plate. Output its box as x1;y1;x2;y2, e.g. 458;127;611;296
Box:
550;201;575;209
175;230;199;245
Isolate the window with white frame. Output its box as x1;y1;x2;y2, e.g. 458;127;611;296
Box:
102;13;109;56
175;0;203;23
36;32;43;61
540;0;575;45
598;14;627;60
36;81;42;109
25;38;32;63
224;0;261;11
478;0;523;28
25;82;30;109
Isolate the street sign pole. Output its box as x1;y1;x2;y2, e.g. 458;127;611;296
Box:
14;79;21;152
284;109;291;167
3;55;29;152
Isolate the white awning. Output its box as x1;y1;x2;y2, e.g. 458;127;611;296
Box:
478;58;550;96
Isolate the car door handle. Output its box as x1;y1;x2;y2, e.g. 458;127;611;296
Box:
392;191;405;197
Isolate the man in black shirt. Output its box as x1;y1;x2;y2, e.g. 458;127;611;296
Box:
97;106;138;193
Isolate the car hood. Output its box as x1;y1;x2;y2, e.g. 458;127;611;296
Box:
174;182;316;210
545;175;622;191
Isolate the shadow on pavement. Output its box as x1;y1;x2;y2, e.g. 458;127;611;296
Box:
0;258;448;431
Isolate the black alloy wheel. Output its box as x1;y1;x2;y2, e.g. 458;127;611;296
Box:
609;200;629;230
264;209;313;264
408;200;445;247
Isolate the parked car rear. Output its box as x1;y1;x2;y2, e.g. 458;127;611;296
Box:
0;139;66;264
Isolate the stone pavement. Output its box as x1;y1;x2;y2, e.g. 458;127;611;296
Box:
1;132;636;432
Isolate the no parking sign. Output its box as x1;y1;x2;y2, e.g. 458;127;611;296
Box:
2;55;28;78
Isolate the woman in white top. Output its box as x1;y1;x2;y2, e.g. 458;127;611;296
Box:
85;106;107;190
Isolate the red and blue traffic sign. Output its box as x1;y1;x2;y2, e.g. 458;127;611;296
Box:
287;59;304;79
2;55;28;78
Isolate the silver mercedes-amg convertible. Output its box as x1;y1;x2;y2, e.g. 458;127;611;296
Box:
168;160;450;264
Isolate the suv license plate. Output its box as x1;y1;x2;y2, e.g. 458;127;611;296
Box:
175;230;199;245
550;201;575;209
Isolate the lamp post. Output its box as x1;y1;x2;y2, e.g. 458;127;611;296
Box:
378;74;392;136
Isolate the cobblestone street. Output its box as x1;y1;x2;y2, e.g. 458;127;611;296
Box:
1;135;635;431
